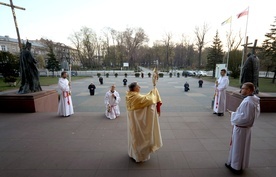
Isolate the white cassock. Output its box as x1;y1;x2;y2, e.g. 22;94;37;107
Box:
57;78;74;116
104;90;121;119
213;75;229;113
227;95;260;170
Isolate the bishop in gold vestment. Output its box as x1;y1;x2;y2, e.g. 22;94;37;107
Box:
126;82;162;162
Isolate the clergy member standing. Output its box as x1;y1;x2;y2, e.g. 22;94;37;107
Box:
225;82;260;174
126;82;162;162
58;71;74;117
104;85;121;119
213;69;229;116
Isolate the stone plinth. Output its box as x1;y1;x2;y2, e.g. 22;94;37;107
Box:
226;90;276;113
0;90;58;113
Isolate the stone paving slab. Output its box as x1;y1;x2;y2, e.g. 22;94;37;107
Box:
0;76;275;177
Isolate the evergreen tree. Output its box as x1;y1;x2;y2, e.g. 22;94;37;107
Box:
262;16;276;83
228;50;242;79
46;46;61;77
206;31;224;77
0;51;19;83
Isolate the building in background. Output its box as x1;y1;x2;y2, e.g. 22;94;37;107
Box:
0;35;80;70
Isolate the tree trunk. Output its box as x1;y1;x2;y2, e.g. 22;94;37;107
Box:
272;71;276;83
212;63;216;78
198;48;202;70
265;66;270;77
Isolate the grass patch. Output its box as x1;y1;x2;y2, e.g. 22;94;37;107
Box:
1;75;275;93
201;76;276;93
39;76;88;86
0;76;89;92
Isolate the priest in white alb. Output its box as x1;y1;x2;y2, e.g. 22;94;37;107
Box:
213;69;229;116
225;82;260;174
57;71;74;117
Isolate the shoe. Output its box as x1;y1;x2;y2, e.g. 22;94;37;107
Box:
225;163;242;175
225;163;231;169
217;113;224;116
232;169;242;175
213;112;217;114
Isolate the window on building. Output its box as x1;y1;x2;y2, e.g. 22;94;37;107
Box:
1;45;6;51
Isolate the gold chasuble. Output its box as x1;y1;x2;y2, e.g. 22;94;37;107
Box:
126;88;163;162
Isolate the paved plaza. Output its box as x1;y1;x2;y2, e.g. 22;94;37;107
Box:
0;75;275;177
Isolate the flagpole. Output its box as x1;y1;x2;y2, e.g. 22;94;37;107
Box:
239;6;249;84
226;18;232;70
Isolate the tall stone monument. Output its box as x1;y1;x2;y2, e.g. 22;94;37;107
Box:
240;53;259;94
18;41;42;94
240;39;259;94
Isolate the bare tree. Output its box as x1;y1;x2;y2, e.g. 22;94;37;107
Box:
174;34;196;68
163;32;174;71
82;27;97;68
152;41;165;69
174;35;185;68
114;31;126;67
227;30;243;51
123;27;149;68
68;31;83;66
101;28;112;66
95;36;103;66
101;27;120;68
69;26;98;69
194;23;209;69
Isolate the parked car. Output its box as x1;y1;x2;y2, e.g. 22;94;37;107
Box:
182;70;195;77
227;71;232;76
71;71;78;76
196;71;207;77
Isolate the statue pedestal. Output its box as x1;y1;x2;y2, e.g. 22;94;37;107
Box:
0;90;58;113
226;90;276;113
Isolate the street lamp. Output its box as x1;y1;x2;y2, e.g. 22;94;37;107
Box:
62;48;71;82
65;49;71;82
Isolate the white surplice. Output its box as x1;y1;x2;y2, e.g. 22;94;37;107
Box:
126;88;163;162
213;75;229;113
104;90;121;119
57;78;74;117
227;95;260;170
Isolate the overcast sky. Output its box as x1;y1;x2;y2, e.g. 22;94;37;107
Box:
0;0;275;49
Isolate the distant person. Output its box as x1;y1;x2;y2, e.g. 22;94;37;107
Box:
184;82;190;92
18;41;42;94
57;71;74;117
99;76;103;85
184;73;188;78
126;82;162;162
213;69;229;116
104;85;121;119
123;78;128;86
225;82;260;174
198;78;203;88
240;53;259;94
152;68;159;87
88;82;96;96
141;72;144;78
